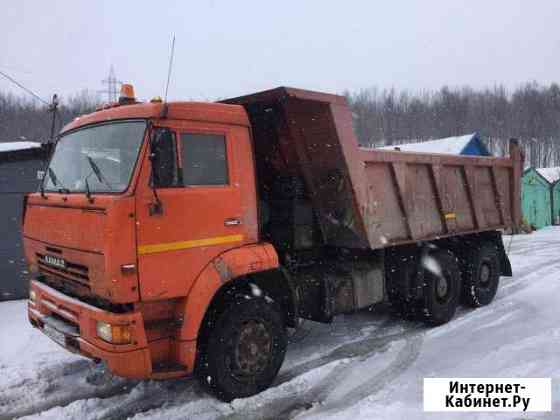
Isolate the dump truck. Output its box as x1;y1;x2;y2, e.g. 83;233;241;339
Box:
23;85;523;401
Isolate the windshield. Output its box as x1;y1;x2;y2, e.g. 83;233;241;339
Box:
44;121;146;193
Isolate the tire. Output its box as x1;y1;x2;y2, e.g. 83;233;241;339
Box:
388;272;421;321
421;249;461;326
389;294;420;321
386;250;422;321
197;295;287;402
461;242;501;307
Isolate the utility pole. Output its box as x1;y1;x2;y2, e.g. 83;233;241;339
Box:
48;94;59;142
99;65;122;103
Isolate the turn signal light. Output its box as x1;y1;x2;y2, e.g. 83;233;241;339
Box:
96;321;131;344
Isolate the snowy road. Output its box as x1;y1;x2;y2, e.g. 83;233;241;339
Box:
1;228;558;420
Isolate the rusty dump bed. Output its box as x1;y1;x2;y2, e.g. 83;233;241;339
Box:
223;87;523;250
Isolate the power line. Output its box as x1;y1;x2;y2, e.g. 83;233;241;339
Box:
0;67;59;143
99;65;122;103
0;63;32;75
0;68;49;105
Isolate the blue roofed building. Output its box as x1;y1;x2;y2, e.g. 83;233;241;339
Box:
375;133;491;156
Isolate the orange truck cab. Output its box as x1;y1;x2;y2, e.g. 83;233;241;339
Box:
23;85;520;401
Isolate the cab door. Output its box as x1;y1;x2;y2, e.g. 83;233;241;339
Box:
135;122;253;301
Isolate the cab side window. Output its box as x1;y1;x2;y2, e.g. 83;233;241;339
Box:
180;133;229;186
152;128;179;188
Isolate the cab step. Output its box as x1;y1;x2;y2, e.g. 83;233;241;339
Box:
151;362;190;379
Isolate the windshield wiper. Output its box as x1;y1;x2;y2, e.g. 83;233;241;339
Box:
84;173;94;203
86;155;113;190
47;167;70;194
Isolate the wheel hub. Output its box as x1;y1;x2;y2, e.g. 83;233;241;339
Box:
479;263;491;285
234;319;272;376
436;275;449;299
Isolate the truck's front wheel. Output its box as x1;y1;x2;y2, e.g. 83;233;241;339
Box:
200;295;287;402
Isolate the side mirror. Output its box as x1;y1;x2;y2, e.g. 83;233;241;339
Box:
149;200;163;216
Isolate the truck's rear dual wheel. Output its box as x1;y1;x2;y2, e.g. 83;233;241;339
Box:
198;295;287;402
421;249;461;325
461;242;501;307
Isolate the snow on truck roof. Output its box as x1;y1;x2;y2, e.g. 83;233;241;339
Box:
0;141;42;153
536;167;560;184
376;133;478;155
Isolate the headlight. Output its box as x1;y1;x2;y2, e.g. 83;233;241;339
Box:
96;321;131;344
28;263;39;274
29;290;37;301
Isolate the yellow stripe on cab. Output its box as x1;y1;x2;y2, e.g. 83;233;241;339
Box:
138;234;244;255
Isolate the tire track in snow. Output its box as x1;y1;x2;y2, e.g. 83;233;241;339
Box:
507;238;558;254
0;361;137;420
14;376;208;420
90;379;202;420
0;360;90;419
217;324;424;420
276;316;403;385
498;256;560;298
293;334;424;420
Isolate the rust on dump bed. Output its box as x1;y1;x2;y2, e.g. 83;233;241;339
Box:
224;87;523;250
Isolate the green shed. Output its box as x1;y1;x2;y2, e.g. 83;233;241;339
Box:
553;180;560;225
522;168;552;229
536;167;560;225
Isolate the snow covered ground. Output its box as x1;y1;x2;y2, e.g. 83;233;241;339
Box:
1;227;559;420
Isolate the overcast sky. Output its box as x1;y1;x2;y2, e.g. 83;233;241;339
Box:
2;1;559;104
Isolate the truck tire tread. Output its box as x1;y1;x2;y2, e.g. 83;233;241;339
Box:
461;242;501;307
196;294;287;402
421;249;461;326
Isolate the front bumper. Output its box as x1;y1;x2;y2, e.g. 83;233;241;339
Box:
28;280;152;379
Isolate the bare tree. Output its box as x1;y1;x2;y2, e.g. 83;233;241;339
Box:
0;89;100;143
346;82;560;168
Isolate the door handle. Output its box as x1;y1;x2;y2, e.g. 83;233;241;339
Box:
224;218;241;226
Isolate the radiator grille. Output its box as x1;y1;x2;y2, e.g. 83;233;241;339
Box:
36;253;90;287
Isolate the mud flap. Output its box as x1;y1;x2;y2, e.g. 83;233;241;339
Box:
495;235;513;277
500;249;513;277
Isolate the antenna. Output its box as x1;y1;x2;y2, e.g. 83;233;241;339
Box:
164;34;176;102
